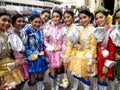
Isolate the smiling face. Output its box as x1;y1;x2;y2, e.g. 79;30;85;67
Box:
79;13;91;27
31;17;41;30
95;12;108;26
115;10;120;24
41;12;50;24
64;13;74;26
0;15;11;31
14;17;25;30
52;12;61;26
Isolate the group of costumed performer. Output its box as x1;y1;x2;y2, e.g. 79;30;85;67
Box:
24;11;48;90
0;10;24;89
61;6;97;90
94;5;120;90
44;6;68;90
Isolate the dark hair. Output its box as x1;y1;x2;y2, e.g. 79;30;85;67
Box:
113;9;120;20
79;10;94;23
12;14;24;26
52;7;62;19
28;15;40;22
0;11;11;18
95;10;108;17
41;8;50;15
52;11;62;19
64;8;74;17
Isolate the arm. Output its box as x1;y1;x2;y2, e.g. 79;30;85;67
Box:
44;33;55;51
104;37;116;68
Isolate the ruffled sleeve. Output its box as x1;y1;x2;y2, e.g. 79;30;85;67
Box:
110;26;120;47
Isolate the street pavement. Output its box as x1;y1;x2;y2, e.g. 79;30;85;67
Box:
23;70;114;90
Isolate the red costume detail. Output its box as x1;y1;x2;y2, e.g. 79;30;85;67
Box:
97;29;116;78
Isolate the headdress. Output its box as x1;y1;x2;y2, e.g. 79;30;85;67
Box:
79;6;90;12
95;6;106;12
52;6;62;14
114;4;120;13
29;9;40;18
64;7;73;13
0;8;7;13
41;8;50;14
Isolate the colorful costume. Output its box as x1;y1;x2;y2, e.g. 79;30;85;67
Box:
112;24;120;81
9;28;28;80
44;24;64;68
24;27;48;74
96;26;116;78
0;31;23;89
65;24;97;77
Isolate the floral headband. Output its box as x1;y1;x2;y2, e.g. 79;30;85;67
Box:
64;7;73;13
95;6;106;12
79;6;90;12
52;6;62;14
114;4;120;13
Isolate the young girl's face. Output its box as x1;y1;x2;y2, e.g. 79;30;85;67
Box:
52;12;61;26
79;13;91;27
31;17;41;30
14;17;25;30
115;11;120;24
0;15;11;31
64;13;73;26
41;12;50;24
95;12;108;26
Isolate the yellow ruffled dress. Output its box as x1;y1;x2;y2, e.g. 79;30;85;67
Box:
65;24;97;77
0;31;23;88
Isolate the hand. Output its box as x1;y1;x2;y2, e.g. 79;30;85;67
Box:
115;53;120;61
39;51;44;56
102;66;108;74
86;66;92;73
15;59;21;66
54;46;61;51
77;45;83;50
74;44;79;48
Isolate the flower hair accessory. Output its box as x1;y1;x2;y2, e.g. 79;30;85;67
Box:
0;8;7;13
114;4;120;12
79;6;90;12
64;7;73;13
52;6;62;14
95;6;106;12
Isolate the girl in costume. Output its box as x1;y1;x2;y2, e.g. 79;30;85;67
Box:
0;11;24;90
9;14;29;90
74;7;97;90
63;8;81;90
40;8;51;35
24;14;48;90
113;4;120;89
11;14;28;80
40;8;50;26
44;7;64;90
40;8;51;90
95;6;116;90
